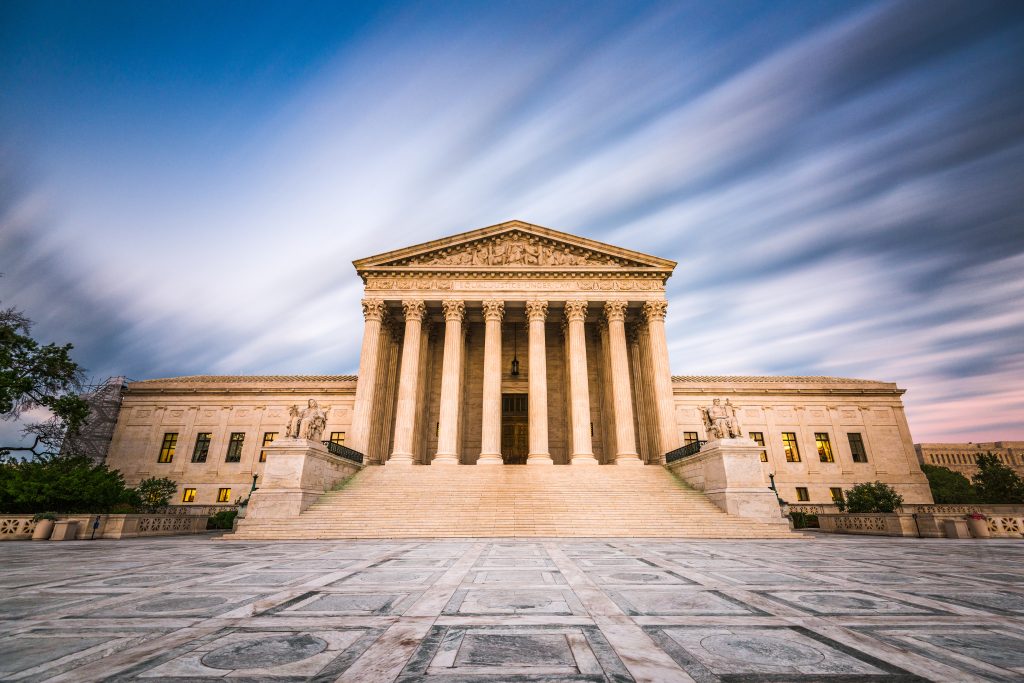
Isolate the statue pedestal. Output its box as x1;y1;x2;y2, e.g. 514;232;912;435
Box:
244;438;362;521
668;438;786;525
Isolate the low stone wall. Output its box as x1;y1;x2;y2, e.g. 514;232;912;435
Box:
817;509;1024;538
817;513;919;537
157;504;237;516
0;513;212;541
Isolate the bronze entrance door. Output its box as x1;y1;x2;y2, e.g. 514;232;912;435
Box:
500;394;528;464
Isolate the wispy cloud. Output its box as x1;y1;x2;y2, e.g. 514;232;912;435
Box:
1;0;1022;442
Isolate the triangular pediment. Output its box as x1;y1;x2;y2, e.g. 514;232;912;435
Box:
353;220;676;273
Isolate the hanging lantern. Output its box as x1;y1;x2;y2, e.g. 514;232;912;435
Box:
511;322;520;376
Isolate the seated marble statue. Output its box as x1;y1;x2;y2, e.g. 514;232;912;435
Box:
702;398;743;440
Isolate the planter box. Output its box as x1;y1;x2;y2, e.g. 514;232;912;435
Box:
49;520;79;541
943;520;971;539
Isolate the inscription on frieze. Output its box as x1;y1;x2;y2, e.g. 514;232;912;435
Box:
367;277;663;292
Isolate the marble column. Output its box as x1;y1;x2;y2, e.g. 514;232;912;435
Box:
478;300;504;465
643;300;678;461
433;300;466;465
565;300;597;464
525;300;552;465
389;300;426;465
348;299;387;456
604;301;641;465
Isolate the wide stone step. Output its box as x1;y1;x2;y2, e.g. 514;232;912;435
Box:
230;464;799;539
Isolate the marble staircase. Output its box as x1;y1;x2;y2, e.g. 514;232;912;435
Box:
230;464;798;539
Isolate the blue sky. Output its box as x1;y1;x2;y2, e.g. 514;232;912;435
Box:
1;0;1022;443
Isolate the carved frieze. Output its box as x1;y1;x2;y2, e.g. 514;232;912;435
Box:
389;232;632;268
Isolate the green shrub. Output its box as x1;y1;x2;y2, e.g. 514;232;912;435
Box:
921;464;977;503
132;477;178;512
32;511;57;521
207;510;238;530
843;481;904;513
789;511;819;529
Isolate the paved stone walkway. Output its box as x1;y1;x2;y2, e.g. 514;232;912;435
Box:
1;535;1022;681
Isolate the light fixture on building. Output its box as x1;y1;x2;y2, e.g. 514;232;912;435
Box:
511;322;520;376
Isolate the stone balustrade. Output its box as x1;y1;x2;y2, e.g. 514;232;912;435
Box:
0;513;212;541
816;508;1024;538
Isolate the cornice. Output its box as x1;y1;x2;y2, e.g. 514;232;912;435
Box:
353;220;677;275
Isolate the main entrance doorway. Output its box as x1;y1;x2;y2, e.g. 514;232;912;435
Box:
500;394;528;464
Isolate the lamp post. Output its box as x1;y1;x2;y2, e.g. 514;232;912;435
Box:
768;472;781;505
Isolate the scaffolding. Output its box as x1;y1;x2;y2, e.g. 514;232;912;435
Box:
59;376;129;464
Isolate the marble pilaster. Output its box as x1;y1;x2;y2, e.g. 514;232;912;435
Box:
604;301;641;465
389;300;426;465
433;300;466;465
643;300;677;461
525;300;552;465
565;301;597;464
478;300;504;465
346;299;387;456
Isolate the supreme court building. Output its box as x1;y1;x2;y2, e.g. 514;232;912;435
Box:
104;221;933;509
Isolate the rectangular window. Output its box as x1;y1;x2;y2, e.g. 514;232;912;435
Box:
225;432;245;463
796;486;809;502
191;433;212;463
182;488;196;503
749;432;767;462
782;432;801;462
683;431;699;445
848;433;868;463
259;432;277;463
329;432;345;446
217;488;231;503
830;487;844;504
815;432;835;463
157;432;178;463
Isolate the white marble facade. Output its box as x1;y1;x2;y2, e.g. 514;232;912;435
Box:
103;221;933;505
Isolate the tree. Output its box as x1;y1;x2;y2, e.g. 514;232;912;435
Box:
1;302;90;457
841;481;904;513
921;464;977;503
0;454;129;513
973;453;1024;504
133;477;178;512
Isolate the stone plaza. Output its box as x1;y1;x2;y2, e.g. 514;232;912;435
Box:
2;534;1023;681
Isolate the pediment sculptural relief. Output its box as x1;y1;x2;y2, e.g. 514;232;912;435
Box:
396;233;631;268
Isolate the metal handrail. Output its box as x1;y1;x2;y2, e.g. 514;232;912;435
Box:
322;441;365;464
665;440;706;463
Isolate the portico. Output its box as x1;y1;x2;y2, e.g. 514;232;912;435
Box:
345;221;679;466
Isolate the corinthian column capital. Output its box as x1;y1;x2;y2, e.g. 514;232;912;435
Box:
441;299;466;322
402;300;427;322
481;299;505;322
642;300;668;322
564;300;588;323
603;300;628;323
361;298;387;322
525;300;548;322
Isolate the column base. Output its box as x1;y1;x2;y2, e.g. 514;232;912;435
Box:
386;454;415;466
527;453;553;465
614;454;643;466
431;454;459;465
477;453;503;465
571;454;599;465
